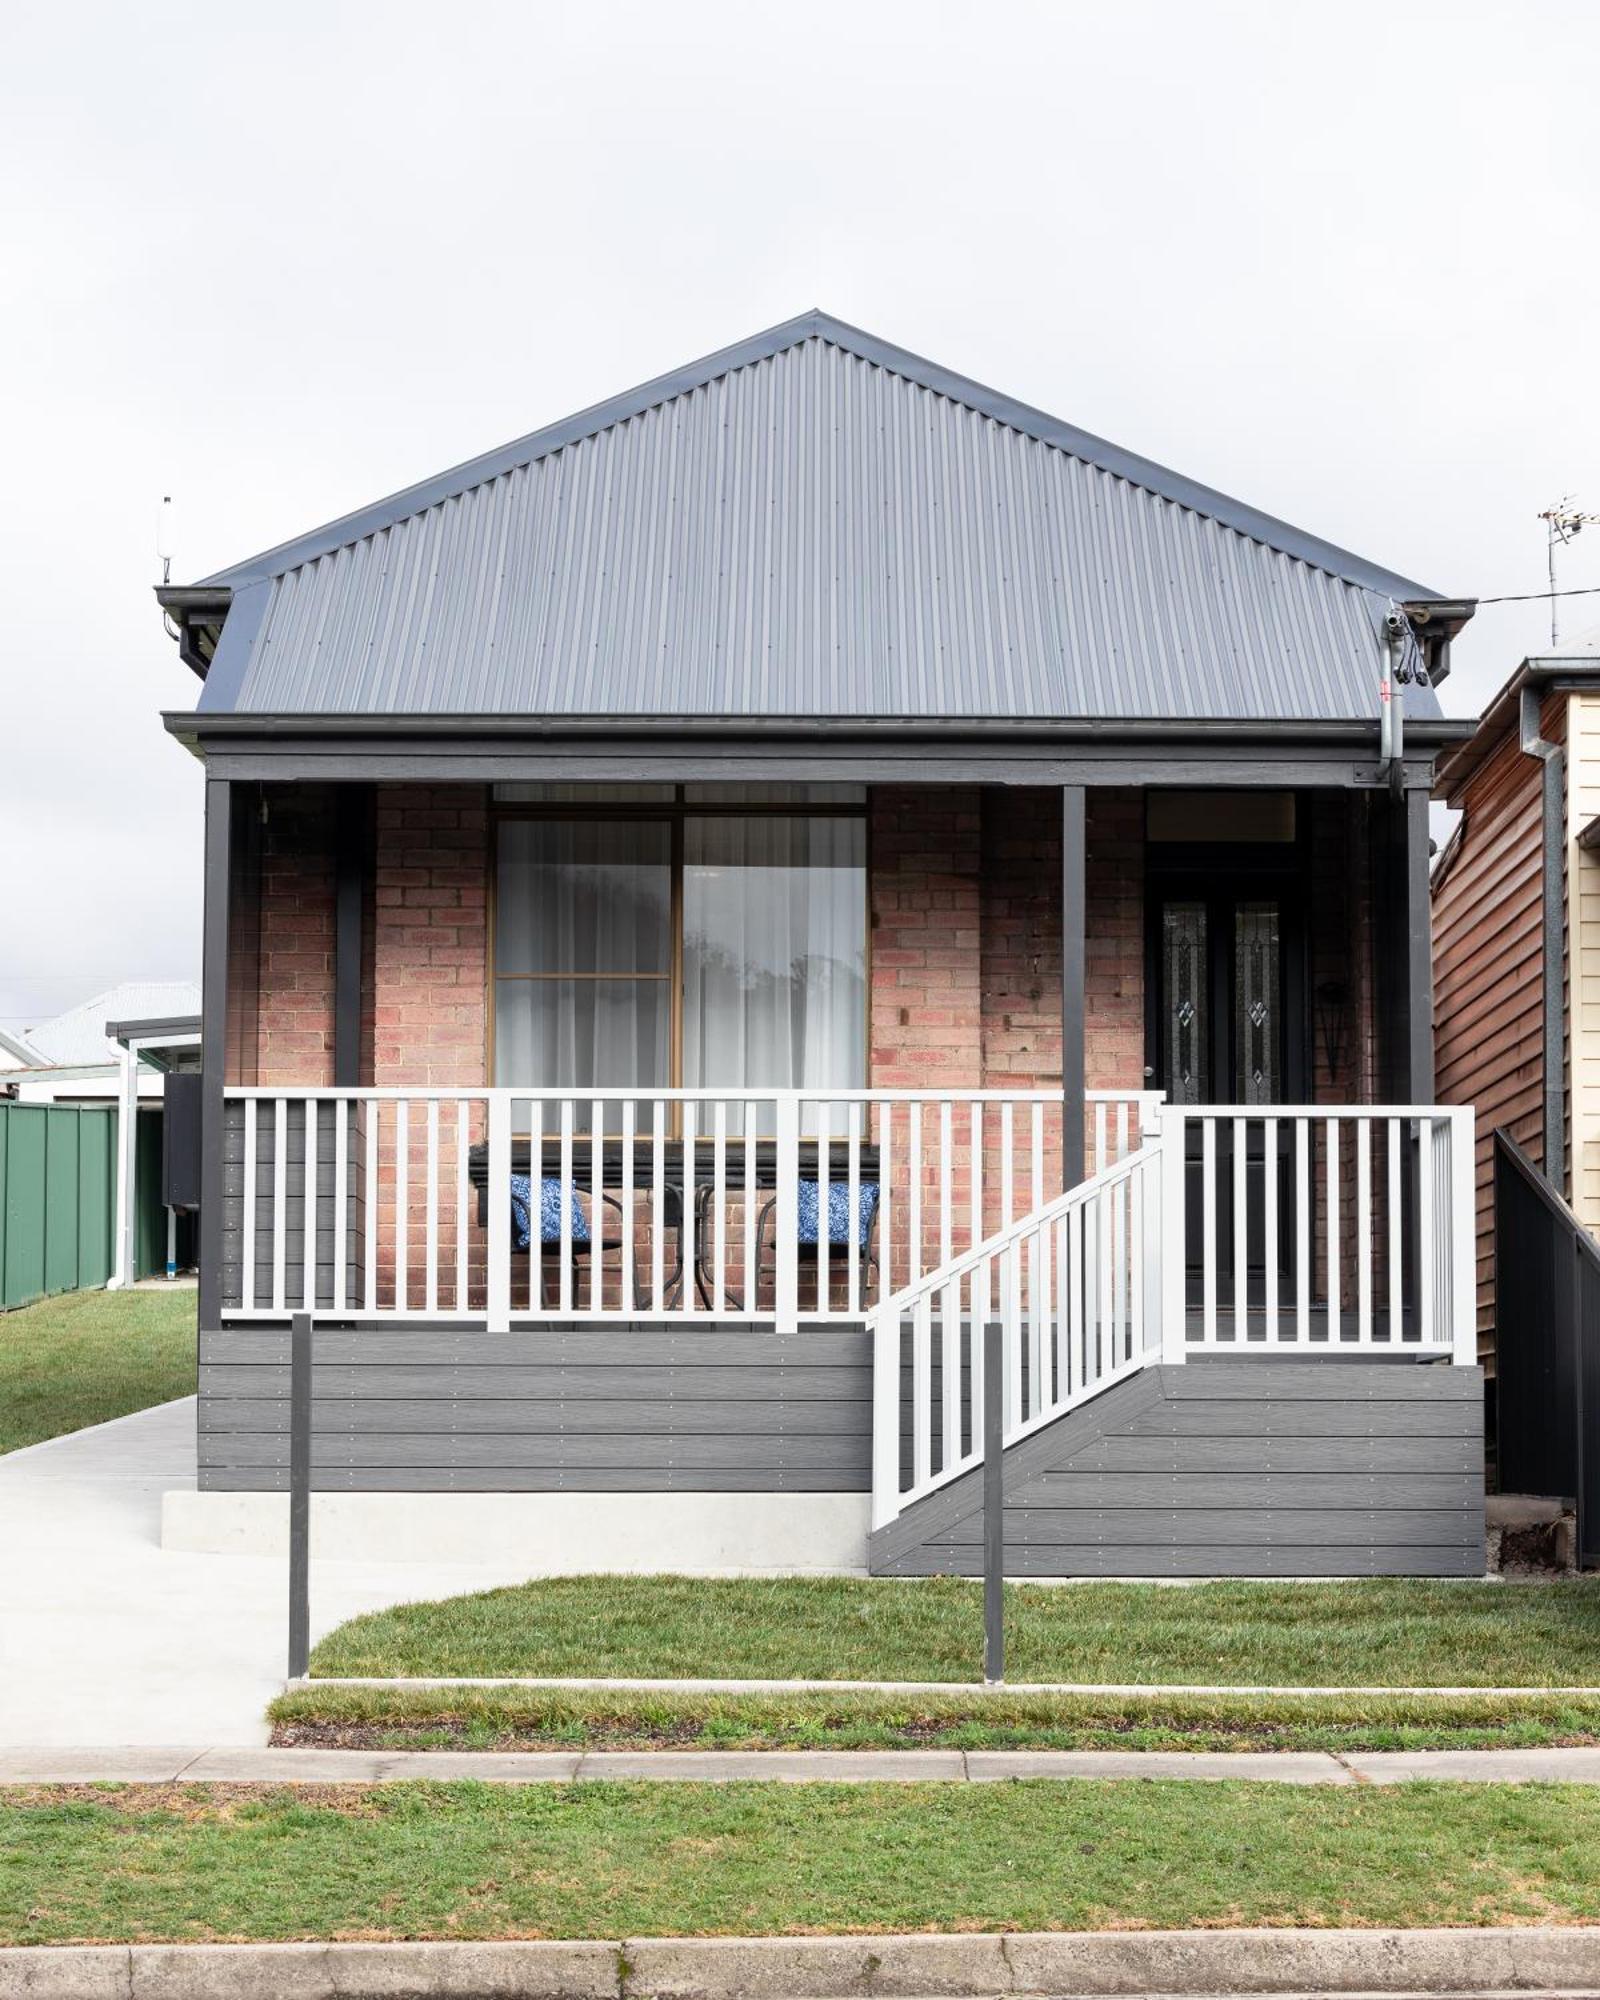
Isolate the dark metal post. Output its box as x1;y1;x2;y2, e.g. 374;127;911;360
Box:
1061;785;1087;1191
287;1310;312;1680
197;779;233;1330
1401;786;1434;1105
983;1319;1004;1685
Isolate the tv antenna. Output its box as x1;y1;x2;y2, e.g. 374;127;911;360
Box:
1538;497;1600;646
157;494;174;586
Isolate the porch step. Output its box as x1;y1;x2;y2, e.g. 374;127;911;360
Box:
867;1358;1485;1579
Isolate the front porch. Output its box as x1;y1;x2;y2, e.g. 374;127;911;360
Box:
188;773;1479;1572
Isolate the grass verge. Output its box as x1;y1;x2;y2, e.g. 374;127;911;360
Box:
0;1287;194;1454
269;1683;1600;1753
5;1780;1600;1942
308;1573;1600;1688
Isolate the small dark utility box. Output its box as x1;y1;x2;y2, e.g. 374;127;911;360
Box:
162;1072;203;1211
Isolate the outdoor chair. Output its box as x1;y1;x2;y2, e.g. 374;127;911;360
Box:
510;1174;683;1311
696;1177;881;1312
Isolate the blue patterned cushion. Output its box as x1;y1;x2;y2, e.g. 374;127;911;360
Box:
795;1178;880;1247
509;1174;590;1250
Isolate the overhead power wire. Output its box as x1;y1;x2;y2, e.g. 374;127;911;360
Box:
1475;585;1600;605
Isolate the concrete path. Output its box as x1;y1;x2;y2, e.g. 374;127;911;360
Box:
0;1400;579;1749
7;1743;1600;1784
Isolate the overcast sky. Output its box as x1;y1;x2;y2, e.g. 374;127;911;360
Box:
2;0;1595;1032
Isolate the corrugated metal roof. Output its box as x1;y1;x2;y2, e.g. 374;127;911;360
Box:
22;982;203;1068
194;310;1447;725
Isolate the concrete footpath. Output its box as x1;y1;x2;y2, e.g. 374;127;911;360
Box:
4;1929;1600;1999
0;1400;582;1747
8;1743;1600;1784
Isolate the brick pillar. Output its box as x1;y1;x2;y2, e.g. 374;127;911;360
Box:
370;785;491;1309
255;787;336;1088
372;786;489;1088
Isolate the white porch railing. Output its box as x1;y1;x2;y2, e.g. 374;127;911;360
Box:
219;1085;1161;1330
872;1141;1165;1528
870;1103;1476;1532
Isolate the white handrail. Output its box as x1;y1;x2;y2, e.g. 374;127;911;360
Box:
871;1143;1164;1530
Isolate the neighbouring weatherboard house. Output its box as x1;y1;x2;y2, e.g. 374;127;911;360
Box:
156;309;1486;1576
1432;635;1600;1553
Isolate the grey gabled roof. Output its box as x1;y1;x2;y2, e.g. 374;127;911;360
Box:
188;309;1451;725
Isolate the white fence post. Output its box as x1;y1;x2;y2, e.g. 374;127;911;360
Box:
774;1092;800;1334
870;1308;901;1530
1160;1110;1188;1365
1449;1106;1478;1366
486;1089;511;1335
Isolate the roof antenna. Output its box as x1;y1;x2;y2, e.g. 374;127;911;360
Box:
1538;497;1600;647
157;494;174;587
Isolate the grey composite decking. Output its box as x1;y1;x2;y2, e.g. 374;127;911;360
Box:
869;1361;1486;1578
196;1324;873;1493
196;1325;1486;1577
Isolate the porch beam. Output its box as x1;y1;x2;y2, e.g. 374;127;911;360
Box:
1061;785;1086;1191
198;777;232;1329
195;752;1437;790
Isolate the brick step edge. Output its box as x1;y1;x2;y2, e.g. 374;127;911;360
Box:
6;1928;1600;1999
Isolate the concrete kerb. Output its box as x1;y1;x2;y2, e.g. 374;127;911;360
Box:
294;1674;1600;1696
13;1745;1600;1784
8;1930;1600;2000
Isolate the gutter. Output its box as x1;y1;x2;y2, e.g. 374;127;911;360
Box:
155;585;231;680
1520;684;1566;1194
161;708;1478;747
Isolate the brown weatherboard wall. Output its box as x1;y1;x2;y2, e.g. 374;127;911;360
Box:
1432;696;1558;1367
870;1359;1486;1578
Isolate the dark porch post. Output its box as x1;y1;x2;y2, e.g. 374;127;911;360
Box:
1397;785;1434;1104
333;785;367;1088
198;776;233;1330
1061;784;1087;1189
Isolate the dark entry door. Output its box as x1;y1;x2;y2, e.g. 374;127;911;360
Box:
1149;884;1308;1302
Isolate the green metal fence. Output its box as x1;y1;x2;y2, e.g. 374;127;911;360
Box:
0;1102;117;1310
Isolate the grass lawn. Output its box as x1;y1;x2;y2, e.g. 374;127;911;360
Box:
307;1573;1600;1689
0;1287;195;1454
269;1682;1600;1753
5;1780;1600;1942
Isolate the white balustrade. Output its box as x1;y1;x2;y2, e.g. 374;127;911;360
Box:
871;1142;1165;1529
869;1102;1476;1531
222;1086;1158;1331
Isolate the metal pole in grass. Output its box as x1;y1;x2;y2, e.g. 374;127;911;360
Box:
983;1318;1004;1685
288;1310;312;1680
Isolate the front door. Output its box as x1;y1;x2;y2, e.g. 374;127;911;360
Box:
1148;879;1309;1305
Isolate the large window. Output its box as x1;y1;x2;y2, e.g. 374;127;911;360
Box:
492;792;867;1099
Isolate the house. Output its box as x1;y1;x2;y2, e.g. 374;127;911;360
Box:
155;310;1485;1577
0;981;201;1290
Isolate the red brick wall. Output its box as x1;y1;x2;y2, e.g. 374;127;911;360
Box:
871;785;1147;1099
868;786;983;1089
372;785;489;1088
252;787;336;1088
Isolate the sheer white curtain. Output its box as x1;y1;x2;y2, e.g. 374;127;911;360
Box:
682;817;865;1100
493;820;671;1093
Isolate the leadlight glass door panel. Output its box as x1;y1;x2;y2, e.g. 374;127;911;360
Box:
1161;903;1209;1105
1154;890;1301;1318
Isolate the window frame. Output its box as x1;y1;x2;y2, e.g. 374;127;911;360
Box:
487;789;872;1097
